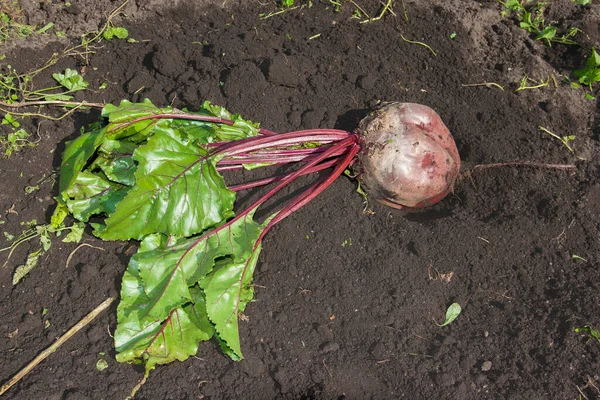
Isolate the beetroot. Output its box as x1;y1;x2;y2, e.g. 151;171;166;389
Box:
53;99;462;375
355;102;461;209
209;101;460;212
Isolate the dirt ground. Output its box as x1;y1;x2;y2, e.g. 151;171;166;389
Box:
1;0;599;399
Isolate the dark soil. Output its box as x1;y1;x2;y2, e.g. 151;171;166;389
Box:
1;1;599;399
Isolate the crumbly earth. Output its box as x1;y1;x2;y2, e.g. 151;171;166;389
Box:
1;1;599;399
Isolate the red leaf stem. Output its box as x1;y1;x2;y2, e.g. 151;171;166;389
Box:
228;158;341;192
212;129;352;158
260;143;360;238
179;135;359;253
218;143;351;165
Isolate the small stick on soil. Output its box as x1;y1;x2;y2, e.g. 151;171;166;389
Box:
461;82;505;91
471;161;576;171
65;243;105;269
576;385;589;400
0;100;104;109
401;0;409;22
0;297;115;397
577;375;600;398
126;375;148;400
322;360;333;378
0;101;102;122
399;34;436;56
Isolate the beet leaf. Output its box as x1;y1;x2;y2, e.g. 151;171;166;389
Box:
54;99;357;376
96;126;236;240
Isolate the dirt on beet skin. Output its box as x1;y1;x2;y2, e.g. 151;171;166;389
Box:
0;0;599;399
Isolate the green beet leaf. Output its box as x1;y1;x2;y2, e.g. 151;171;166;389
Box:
102;99;164;142
59;128;105;193
115;283;213;372
116;233;167;320
91;154;136;186
171;118;259;146
92;139;138;186
102;99;161;121
131;213;262;320
115;211;266;366
201;244;262;359
198;100;261;140
54;100;273;373
62;171;129;222
168;119;219;145
173;102;260;145
97;125;235;240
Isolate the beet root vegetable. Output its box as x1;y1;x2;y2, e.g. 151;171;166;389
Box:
54;99;461;376
355;102;461;209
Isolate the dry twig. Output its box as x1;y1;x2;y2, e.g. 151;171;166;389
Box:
0;297;115;396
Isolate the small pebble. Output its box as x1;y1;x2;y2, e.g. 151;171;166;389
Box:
481;361;492;371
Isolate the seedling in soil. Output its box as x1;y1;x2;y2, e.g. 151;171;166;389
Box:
0;113;34;157
2;113;19;127
329;0;344;13
0;128;36;158
64;0;130;64
435;303;461;327
1;220;85;284
499;0;581;46
539;126;585;160
52;68;89;93
259;1;302;19
574;48;600;90
0;66;89;106
102;25;129;41
0;3;47;43
574;325;600;344
262;0;394;23
0;1;127;119
24;181;46;195
23;172;55;195
515;74;550;92
352;0;396;23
